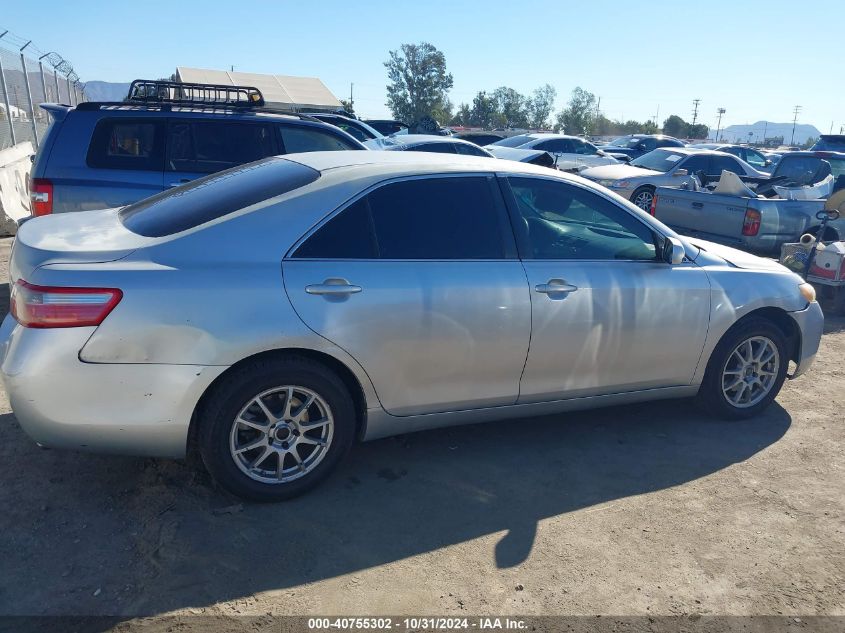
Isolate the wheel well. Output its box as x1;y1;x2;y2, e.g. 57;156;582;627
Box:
735;307;800;364
806;225;839;241
186;348;368;457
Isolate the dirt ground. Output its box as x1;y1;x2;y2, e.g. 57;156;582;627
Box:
0;235;842;629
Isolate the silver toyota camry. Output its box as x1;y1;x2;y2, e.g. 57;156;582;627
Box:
1;152;824;501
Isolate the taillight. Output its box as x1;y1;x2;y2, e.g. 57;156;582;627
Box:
649;193;658;216
10;280;122;328
29;178;53;216
742;209;762;236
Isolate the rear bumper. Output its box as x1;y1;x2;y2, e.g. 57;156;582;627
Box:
0;314;226;458
788;301;824;379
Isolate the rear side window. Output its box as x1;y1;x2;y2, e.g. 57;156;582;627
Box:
294;177;505;260
279;126;359;153
406;142;456;154
167;121;275;173
87;119;165;171
119;158;319;237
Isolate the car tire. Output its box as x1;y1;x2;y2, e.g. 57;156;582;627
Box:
631;186;655;212
197;356;355;501
696;317;789;420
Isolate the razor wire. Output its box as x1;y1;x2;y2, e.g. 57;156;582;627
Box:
0;27;85;151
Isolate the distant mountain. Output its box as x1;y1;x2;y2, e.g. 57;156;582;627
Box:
716;120;821;145
83;81;131;102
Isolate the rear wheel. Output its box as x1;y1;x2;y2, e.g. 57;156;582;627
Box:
631;186;655;212
696;318;789;419
198;357;355;501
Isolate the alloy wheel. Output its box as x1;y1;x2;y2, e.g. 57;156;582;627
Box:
721;336;780;408
229;386;334;483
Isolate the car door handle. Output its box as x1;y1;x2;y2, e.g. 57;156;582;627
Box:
691;202;704;209
535;279;578;294
168;179;192;188
305;279;362;295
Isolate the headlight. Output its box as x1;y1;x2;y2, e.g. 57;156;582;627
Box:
611;180;631;189
799;283;817;303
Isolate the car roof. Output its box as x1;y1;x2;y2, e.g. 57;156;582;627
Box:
525;133;585;141
387;134;476;146
779;150;845;159
282;149;553;176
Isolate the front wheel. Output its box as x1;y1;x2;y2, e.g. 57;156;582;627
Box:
198;357;355;501
631;186;655;212
696;318;789;419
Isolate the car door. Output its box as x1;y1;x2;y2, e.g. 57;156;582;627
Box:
282;175;532;416
501;175;710;402
535;139;577;169
165;120;277;187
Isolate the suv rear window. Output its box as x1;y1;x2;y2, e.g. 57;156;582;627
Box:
87;119;165;171
119;157;319;237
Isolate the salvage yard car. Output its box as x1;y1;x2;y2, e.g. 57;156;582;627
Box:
28;80;365;216
486;133;619;171
2;151;823;501
581;147;767;211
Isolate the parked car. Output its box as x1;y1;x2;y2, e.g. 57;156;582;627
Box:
486;133;619;171
2;151;822;500
363;119;408;136
581;148;767;211
453;132;506;146
652;186;833;255
689;143;775;172
302;112;395;148
28;80;366;216
383;134;495;157
810;135;845;152
385;135;556;168
757;151;845;197
599;134;686;160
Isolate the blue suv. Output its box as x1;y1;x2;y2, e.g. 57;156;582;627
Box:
29;80;366;216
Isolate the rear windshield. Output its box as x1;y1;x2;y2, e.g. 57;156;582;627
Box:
119;157;319;237
630;149;685;173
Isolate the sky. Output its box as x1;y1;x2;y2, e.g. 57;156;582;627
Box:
3;0;842;134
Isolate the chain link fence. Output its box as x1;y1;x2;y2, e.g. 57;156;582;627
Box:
0;29;85;152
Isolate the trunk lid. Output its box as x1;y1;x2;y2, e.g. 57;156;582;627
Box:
11;208;153;283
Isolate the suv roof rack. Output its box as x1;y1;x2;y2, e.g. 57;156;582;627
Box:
124;79;265;108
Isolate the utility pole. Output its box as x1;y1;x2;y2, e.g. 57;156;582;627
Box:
715;108;726;142
762;121;768;145
790;105;801;146
349;83;354;112
689;99;701;138
654;104;660;128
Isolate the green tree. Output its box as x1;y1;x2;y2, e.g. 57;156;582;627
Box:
662;114;687;137
385;42;453;126
802;136;817;149
526;84;557;129
451;103;471;126
556;87;597;135
469;91;497;128
492;86;529;128
688;123;709;140
641;120;659;135
339;99;355;115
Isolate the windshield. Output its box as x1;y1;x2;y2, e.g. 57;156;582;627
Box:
629;149;685;173
489;134;533;148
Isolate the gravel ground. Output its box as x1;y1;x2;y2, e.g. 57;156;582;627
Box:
0;236;842;629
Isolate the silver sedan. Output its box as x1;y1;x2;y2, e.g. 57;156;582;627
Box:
1;152;823;500
581;148;768;211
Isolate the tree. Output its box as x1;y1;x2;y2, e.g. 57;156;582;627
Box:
385;42;453;127
641;120;659;135
469;91;498;128
526;84;557;129
556;87;597;135
339;99;355;115
688;123;709;140
662;114;687;137
492;86;529;128
451;103;471;127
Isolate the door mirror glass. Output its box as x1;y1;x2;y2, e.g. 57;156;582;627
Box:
663;236;686;264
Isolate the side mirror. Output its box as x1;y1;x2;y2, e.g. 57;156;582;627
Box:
663;236;686;264
765;159;772;166
672;169;689;177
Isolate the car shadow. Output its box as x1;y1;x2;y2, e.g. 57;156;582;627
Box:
0;399;791;623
